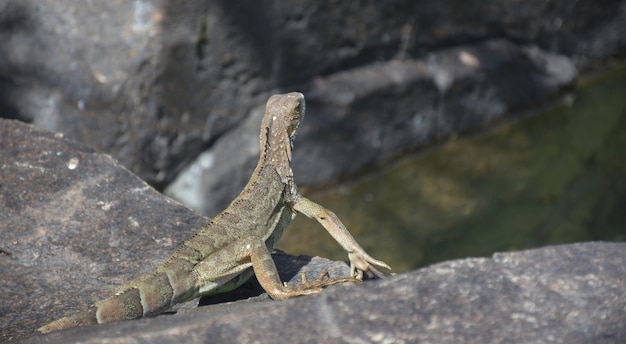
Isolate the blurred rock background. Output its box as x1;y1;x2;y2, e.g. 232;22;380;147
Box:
1;1;623;216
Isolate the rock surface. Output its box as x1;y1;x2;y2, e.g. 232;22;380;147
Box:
1;1;624;216
0;118;203;340
0;119;354;342
3;119;625;343
22;237;626;344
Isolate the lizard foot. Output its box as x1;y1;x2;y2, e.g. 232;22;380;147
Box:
348;252;394;280
302;270;361;287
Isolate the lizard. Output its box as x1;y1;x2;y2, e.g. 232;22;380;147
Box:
37;92;391;333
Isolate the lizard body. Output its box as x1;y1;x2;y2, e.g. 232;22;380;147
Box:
38;92;390;333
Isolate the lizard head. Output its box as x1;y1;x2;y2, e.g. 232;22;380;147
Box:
265;92;305;140
261;92;305;164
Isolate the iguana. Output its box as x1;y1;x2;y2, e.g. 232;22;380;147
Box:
38;92;391;333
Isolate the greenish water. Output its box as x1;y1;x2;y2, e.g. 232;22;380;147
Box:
278;65;626;272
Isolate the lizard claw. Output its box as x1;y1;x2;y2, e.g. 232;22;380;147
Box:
288;270;360;294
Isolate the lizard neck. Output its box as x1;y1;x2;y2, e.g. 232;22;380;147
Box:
257;108;296;174
255;125;296;197
251;91;304;201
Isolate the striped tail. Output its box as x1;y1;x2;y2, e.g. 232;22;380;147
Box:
38;270;197;333
37;307;99;333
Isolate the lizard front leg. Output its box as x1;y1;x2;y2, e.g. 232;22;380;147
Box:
292;195;392;279
192;236;358;300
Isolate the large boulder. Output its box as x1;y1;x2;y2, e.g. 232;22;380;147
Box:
0;119;351;341
22;241;626;343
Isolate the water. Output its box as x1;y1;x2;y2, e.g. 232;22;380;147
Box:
279;65;626;272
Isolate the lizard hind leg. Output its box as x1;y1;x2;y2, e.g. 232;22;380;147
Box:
245;237;360;300
192;236;359;301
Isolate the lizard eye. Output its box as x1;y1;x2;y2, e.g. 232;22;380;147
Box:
288;103;302;136
293;103;301;118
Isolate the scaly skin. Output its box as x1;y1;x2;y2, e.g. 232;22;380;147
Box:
38;92;391;333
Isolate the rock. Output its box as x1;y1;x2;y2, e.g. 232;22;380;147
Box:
0;0;274;185
2;120;625;343
168;39;576;215
0;119;357;342
289;39;578;186
0;118;200;340
1;1;624;211
20;239;626;343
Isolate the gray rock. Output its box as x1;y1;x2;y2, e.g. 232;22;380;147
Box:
0;0;273;185
0;118;199;340
3;119;625;343
169;39;576;215
1;0;624;195
20;239;626;344
0;119;358;342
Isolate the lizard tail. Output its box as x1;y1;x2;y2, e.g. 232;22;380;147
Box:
38;270;196;333
36;285;148;334
37;308;98;333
